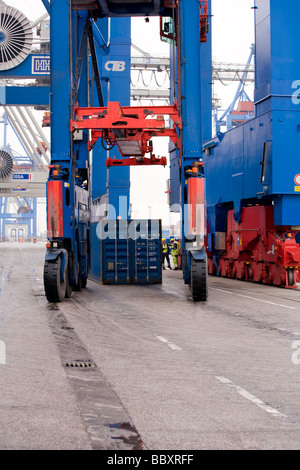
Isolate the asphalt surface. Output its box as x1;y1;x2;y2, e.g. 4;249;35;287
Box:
1;242;300;450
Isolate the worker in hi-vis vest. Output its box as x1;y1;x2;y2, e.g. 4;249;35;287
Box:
162;238;171;270
170;238;179;270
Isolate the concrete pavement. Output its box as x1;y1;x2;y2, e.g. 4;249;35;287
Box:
1;242;300;449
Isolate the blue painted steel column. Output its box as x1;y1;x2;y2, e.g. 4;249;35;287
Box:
179;0;203;160
169;0;212;209
49;0;74;243
74;11;89;173
201;0;212;144
89;18;131;282
50;0;72;164
106;18;131;220
91;17;131;216
178;0;204;281
91;18;109;201
89;19;110;282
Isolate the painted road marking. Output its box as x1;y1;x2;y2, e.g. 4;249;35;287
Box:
278;328;300;336
0;340;6;365
1;268;9;282
156;335;182;351
209;287;297;310
215;376;286;418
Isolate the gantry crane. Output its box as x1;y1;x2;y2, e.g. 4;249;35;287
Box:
204;0;300;289
44;0;211;302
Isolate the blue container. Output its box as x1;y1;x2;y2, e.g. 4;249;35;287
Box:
101;219;162;285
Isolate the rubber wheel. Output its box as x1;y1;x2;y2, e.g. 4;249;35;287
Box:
65;257;73;299
190;257;208;301
287;269;295;287
65;271;73;298
44;257;66;303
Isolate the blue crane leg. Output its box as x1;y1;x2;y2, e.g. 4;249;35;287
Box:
178;0;206;284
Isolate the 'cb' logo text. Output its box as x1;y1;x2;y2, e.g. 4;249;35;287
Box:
105;61;126;72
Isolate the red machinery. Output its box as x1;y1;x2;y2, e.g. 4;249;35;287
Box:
207;206;300;288
71;101;181;167
42;112;51;128
36;141;47;156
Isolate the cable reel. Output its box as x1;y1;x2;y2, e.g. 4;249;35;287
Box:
0;3;33;71
0;149;13;179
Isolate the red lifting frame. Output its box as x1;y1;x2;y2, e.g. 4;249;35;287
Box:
71;102;181;167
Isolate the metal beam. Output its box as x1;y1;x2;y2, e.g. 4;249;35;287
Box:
0;86;50;107
4;107;43;170
7;107;48;171
17;107;50;166
0;189;46;197
130;54;254;83
41;0;51;15
99;0;110;16
131;89;170;99
24;107;51;155
88;23;104;107
31;12;49;29
0;54;50;79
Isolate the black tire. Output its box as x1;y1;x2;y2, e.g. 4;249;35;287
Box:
65;271;73;298
65;256;73;298
287;269;295;287
190;257;208;301
44;257;66;303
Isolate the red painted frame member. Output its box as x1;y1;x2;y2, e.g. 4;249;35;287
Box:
188;170;205;238
71;102;181;167
47;180;64;238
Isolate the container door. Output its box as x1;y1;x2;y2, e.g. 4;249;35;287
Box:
102;220;130;284
133;220;162;285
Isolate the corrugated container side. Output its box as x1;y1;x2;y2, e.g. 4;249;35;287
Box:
101;219;162;285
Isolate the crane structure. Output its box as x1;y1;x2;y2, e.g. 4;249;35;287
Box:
0;2;51;240
2;0;298;300
204;0;300;289
214;45;255;133
42;0;211;302
0;113;39;241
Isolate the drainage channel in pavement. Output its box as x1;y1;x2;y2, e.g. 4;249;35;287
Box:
43;300;145;450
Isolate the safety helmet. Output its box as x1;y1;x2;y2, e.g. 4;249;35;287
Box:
171;238;175;242
162;238;166;242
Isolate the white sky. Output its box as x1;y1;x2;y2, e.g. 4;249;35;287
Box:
1;0;255;231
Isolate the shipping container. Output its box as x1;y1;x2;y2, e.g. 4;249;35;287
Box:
101;219;162;285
